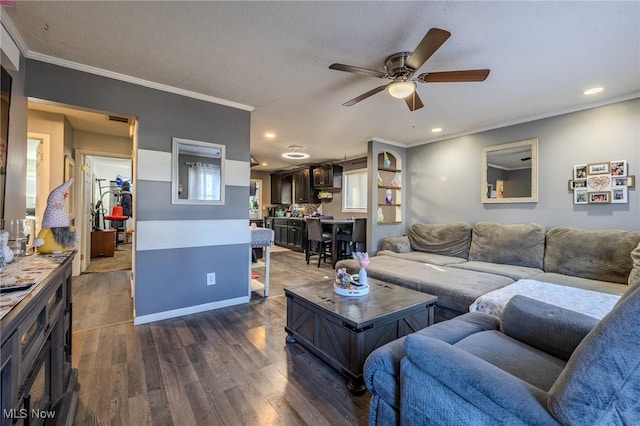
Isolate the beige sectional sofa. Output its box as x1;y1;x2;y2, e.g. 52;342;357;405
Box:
335;222;640;322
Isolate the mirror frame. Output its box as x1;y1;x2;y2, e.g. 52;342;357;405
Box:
171;137;225;205
481;138;538;204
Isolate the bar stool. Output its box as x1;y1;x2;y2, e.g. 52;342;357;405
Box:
306;218;333;267
338;218;366;259
104;206;128;249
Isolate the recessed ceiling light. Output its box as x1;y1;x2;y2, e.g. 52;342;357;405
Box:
432;128;442;133
264;132;276;139
282;145;310;159
583;87;603;95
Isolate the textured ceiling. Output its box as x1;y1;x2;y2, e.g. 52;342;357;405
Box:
3;1;639;171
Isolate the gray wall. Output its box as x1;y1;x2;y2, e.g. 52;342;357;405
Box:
24;59;251;321
406;98;640;231
3;55;27;221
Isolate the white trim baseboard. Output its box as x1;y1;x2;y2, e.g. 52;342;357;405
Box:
133;295;250;325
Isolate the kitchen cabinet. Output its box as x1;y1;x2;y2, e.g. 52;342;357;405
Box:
269;218;307;252
270;173;282;204
270;173;293;205
313;165;343;189
293;168;318;203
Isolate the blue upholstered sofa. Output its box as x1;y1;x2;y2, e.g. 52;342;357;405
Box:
364;283;640;425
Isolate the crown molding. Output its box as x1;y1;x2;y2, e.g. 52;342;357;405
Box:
408;93;640;148
0;12;254;112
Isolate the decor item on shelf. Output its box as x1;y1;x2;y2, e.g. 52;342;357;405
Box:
569;160;633;205
318;190;333;199
391;172;401;187
34;179;76;254
377;172;383;186
377;207;384;223
385;189;393;205
383;151;391;168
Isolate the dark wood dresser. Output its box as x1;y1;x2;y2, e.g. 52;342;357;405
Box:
1;253;78;426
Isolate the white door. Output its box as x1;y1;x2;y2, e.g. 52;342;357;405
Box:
80;155;94;272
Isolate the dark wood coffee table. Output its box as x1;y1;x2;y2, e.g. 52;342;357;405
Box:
284;279;437;394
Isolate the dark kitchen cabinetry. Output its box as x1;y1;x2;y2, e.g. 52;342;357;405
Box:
312;165;343;189
269;218;307;252
293;168;318;203
271;173;292;205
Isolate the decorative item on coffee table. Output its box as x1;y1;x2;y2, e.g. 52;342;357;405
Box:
334;252;370;296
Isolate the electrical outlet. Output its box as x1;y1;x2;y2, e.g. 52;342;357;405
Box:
207;272;216;286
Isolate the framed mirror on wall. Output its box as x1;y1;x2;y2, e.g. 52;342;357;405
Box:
171;137;225;205
481;138;538;204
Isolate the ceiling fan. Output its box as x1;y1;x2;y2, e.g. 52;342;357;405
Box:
329;28;490;111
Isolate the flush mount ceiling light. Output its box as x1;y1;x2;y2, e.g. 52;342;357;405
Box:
282;145;310;159
431;127;443;133
583;87;604;95
264;132;276;139
387;80;416;99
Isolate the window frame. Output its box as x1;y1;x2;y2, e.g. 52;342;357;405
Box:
342;168;368;213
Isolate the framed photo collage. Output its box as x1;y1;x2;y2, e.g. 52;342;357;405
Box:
569;160;634;205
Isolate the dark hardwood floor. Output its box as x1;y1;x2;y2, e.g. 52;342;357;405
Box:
72;247;370;425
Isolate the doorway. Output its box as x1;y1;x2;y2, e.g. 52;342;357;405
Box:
26;101;136;330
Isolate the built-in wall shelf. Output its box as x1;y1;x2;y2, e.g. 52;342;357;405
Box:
377;154;402;224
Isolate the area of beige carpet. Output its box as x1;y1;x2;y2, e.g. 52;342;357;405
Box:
83;244;132;273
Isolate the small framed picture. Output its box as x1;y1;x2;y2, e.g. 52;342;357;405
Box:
568;179;587;191
573;164;588;179
610;160;627;177
587;162;610;175
612;176;633;187
630;175;636;189
588;191;611;204
574;189;588;204
611;188;628;204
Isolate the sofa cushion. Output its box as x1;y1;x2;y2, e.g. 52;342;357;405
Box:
379;235;412;253
408;222;472;259
501;296;598;361
364;312;499;411
532;272;626;295
468;222;546;269
449;260;543;281
547;282;640;425
455;331;566;392
377;249;467;266
544;227;640;284
338;255;514;313
629;241;640;287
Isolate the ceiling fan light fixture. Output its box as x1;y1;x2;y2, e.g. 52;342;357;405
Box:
387;81;416;99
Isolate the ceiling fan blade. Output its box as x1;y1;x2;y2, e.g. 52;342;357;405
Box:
404;91;424;111
342;85;387;107
405;28;451;71
329;63;387;79
418;69;490;83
